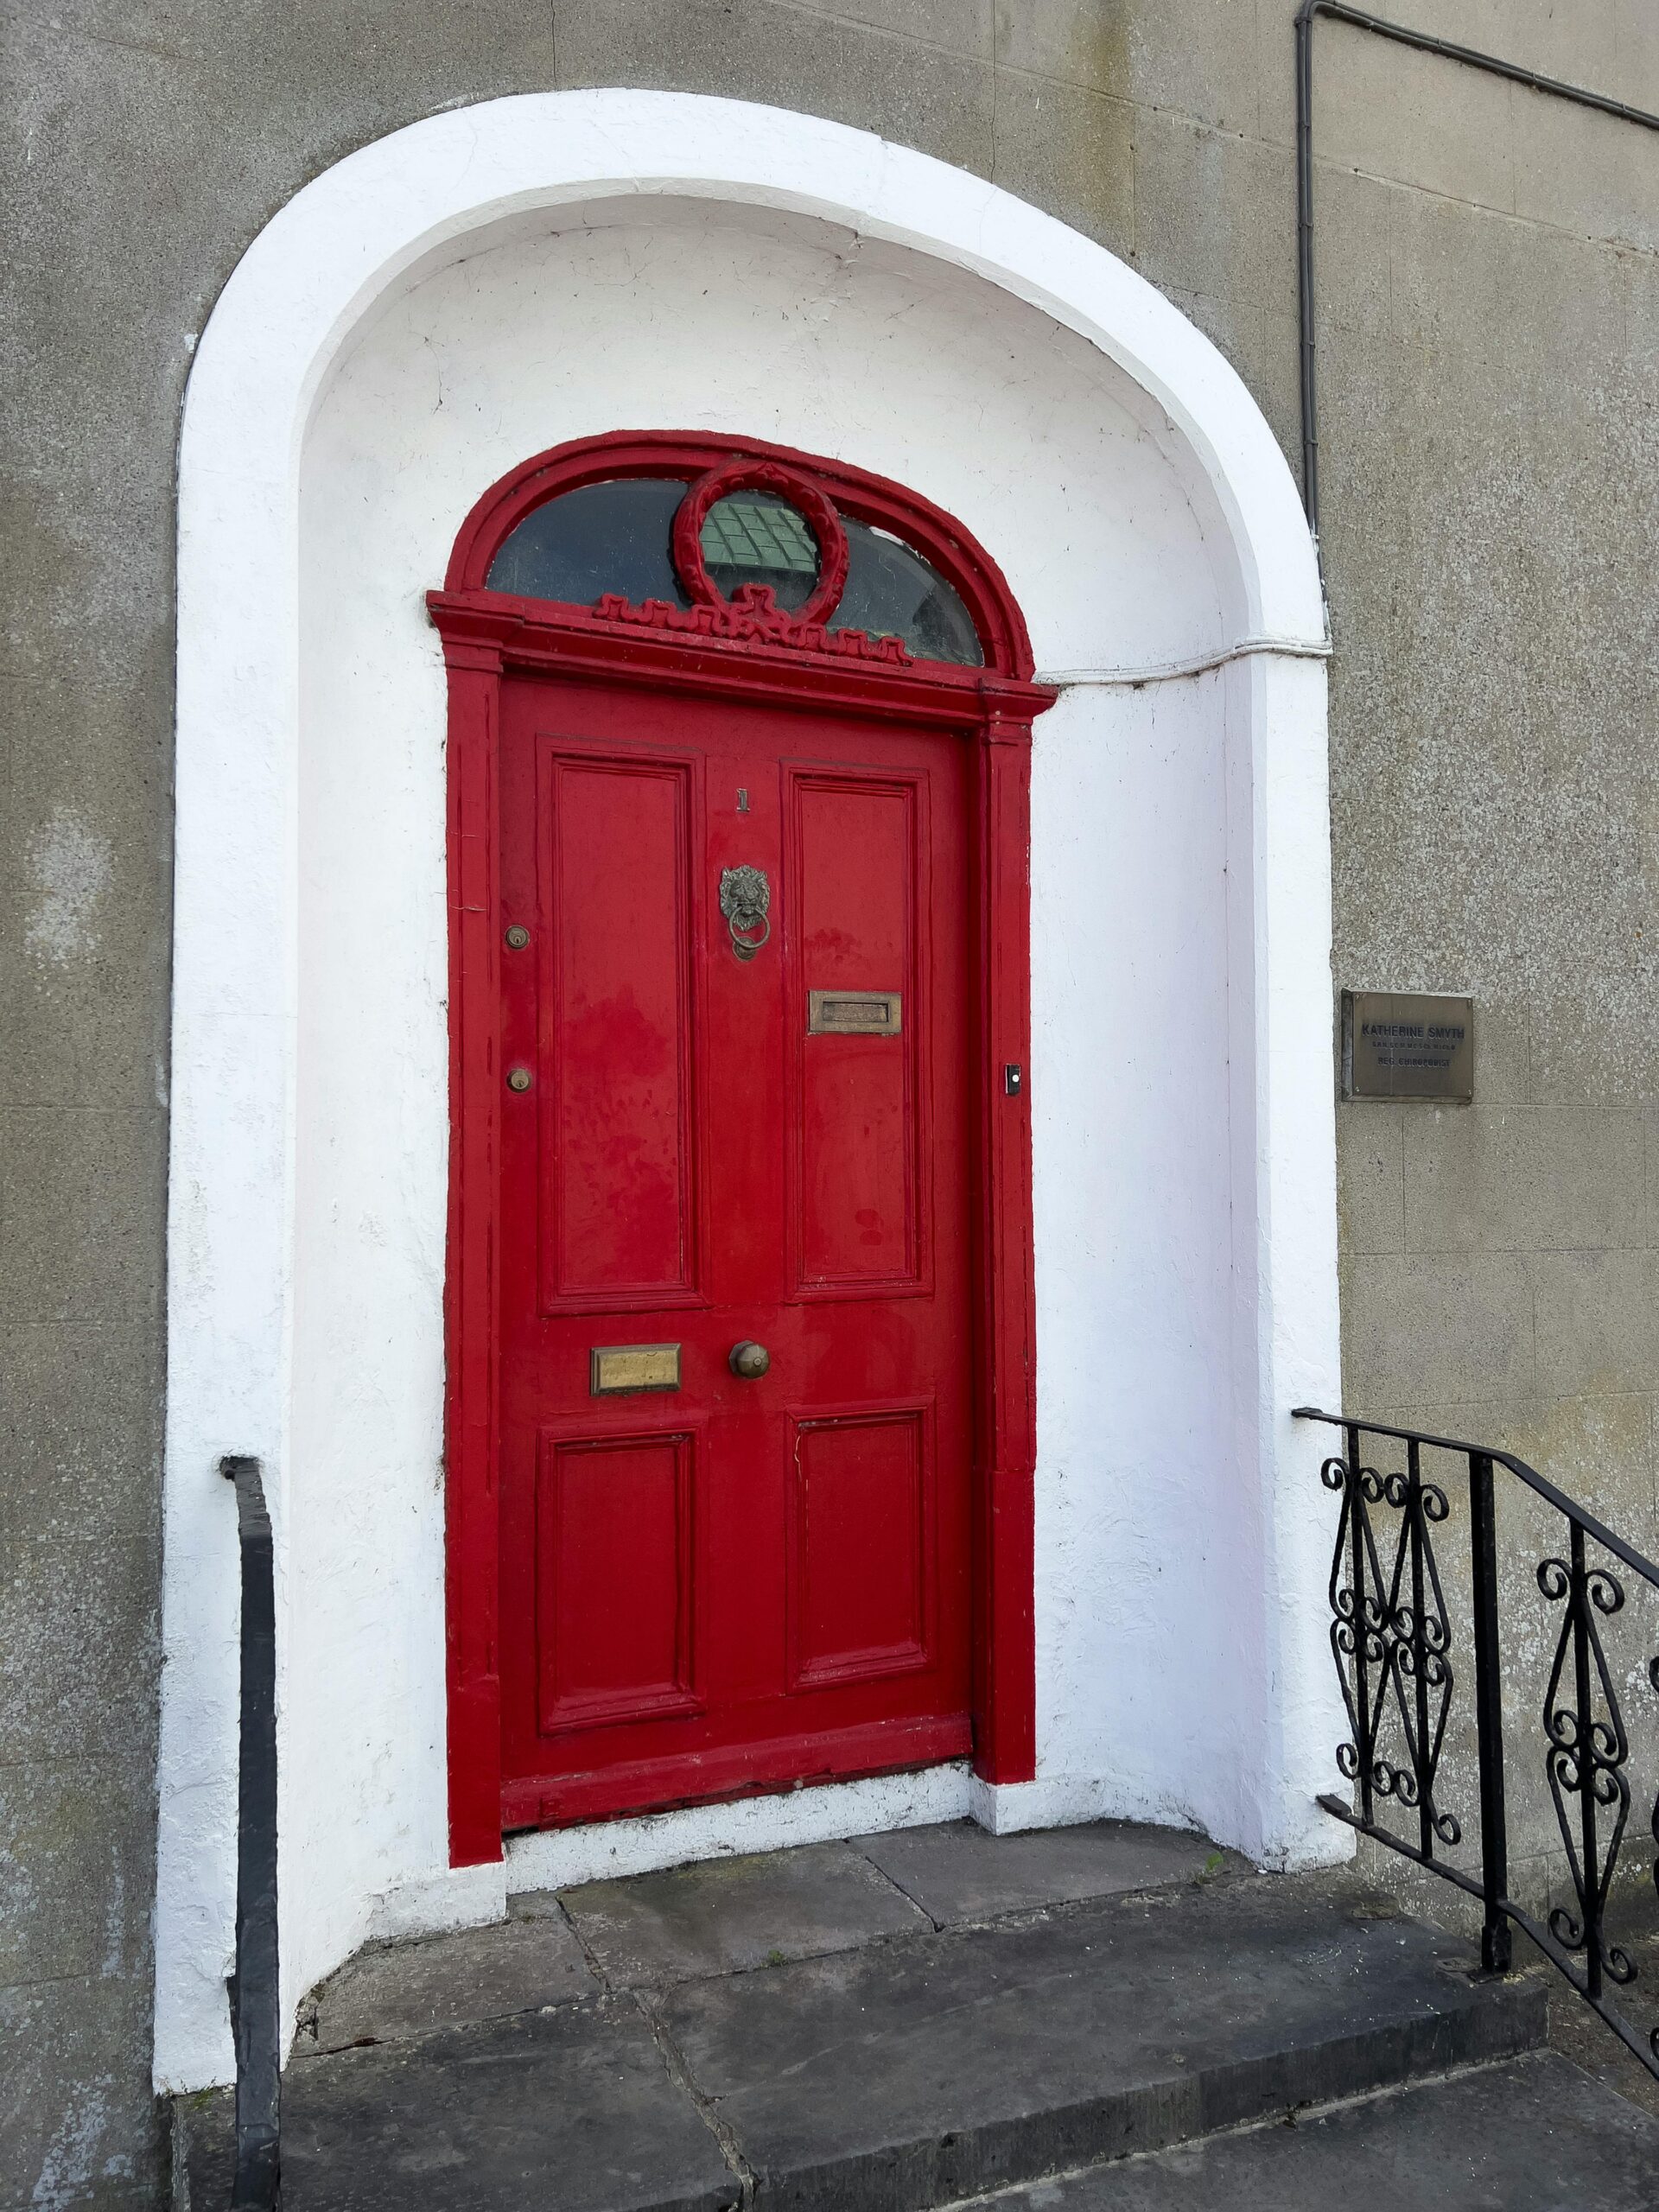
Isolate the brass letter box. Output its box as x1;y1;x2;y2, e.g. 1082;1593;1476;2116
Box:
808;989;902;1036
589;1343;682;1395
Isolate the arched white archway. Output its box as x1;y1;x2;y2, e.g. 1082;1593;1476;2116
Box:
158;89;1341;2092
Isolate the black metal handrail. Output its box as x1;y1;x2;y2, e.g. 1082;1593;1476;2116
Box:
222;1455;280;2209
1294;1406;1659;2081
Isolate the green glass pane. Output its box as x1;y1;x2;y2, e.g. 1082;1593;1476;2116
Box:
700;492;820;610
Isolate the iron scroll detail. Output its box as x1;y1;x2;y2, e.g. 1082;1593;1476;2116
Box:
1322;1442;1459;1853
720;865;771;962
1538;1537;1636;1995
1299;1402;1659;2083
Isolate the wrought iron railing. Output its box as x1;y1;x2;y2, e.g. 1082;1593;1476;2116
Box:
1294;1407;1659;2080
222;1455;280;2209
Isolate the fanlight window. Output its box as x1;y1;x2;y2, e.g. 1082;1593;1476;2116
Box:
484;471;984;667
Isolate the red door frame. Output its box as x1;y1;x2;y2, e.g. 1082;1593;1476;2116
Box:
429;432;1055;1866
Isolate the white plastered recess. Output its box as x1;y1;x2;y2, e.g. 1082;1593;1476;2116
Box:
158;90;1343;2094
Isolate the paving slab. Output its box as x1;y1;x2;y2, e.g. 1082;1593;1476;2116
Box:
177;1995;739;2212
853;1820;1241;1926
559;1839;931;1987
969;2052;1659;2209
298;1910;597;2053
656;1872;1546;2212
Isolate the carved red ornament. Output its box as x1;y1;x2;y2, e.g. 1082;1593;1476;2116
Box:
591;583;912;665
671;456;850;626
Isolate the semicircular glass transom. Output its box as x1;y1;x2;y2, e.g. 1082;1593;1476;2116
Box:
484;471;985;667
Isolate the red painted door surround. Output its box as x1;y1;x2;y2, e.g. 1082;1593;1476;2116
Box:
430;435;1054;1860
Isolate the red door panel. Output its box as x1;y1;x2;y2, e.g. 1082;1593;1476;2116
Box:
536;751;700;1309
789;772;926;1293
498;671;974;1828
534;1427;700;1736
788;1402;932;1690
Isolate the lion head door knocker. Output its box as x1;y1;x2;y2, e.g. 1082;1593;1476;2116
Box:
719;865;771;962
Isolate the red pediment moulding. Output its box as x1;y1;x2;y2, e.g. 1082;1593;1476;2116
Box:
429;431;1054;1866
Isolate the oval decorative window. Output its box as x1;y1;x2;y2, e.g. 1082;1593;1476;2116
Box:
698;490;822;611
484;458;984;667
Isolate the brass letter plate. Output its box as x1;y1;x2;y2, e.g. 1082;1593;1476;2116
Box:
808;989;902;1036
1342;991;1474;1101
589;1343;682;1395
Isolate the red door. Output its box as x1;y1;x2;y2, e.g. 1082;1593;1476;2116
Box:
496;671;976;1827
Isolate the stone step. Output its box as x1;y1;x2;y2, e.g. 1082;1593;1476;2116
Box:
648;1868;1543;2210
963;2052;1659;2210
171;1823;1551;2212
175;1995;741;2212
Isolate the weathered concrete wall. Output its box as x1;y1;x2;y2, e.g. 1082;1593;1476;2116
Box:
3;0;1655;2198
1304;10;1659;1921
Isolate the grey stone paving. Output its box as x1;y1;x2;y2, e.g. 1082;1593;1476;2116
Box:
853;1818;1241;1926
289;1817;1229;2056
969;2053;1659;2211
559;1837;931;1986
298;1910;598;2055
171;1821;1659;2211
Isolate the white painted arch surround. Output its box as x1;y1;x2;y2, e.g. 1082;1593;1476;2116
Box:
158;89;1344;2090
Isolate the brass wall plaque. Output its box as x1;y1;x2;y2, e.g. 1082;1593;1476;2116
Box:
808;989;902;1037
1342;991;1474;1101
589;1343;682;1395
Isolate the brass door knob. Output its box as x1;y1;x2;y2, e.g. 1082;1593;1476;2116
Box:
728;1341;771;1379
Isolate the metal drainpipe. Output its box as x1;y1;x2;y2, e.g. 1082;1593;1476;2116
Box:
1294;0;1659;558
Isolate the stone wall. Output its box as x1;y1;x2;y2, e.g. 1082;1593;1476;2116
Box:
3;2;1655;2199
